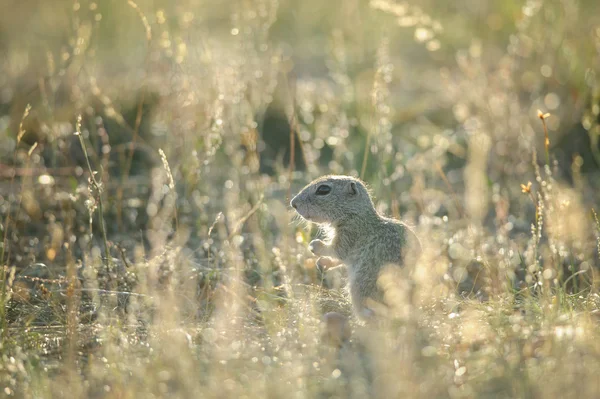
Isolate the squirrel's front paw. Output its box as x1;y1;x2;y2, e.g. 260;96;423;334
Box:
309;239;327;256
316;256;341;272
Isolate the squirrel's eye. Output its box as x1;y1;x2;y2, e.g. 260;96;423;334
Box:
315;185;331;195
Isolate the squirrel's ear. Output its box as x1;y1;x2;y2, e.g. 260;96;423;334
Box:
348;181;358;195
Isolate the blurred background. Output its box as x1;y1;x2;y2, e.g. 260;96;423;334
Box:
1;0;599;278
1;0;600;397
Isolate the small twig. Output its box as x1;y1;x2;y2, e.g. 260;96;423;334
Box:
227;195;264;241
1;104;32;342
434;162;464;218
283;71;306;201
119;0;153;230
360;118;372;180
158;148;179;231
208;212;223;238
562;270;588;292
288;112;296;201
116;245;131;269
74;115;113;274
52;288;151;298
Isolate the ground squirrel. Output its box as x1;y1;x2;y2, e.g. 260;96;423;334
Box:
291;175;420;319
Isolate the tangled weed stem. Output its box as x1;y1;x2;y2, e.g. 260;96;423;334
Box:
74;115;113;277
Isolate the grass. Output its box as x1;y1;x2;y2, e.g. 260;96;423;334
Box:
1;0;600;397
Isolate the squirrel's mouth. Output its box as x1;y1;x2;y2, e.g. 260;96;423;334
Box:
292;203;312;220
293;206;312;221
294;206;326;224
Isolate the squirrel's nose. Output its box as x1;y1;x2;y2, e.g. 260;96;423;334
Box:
290;198;298;209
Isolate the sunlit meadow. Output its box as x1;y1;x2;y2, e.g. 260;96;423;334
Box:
1;0;600;397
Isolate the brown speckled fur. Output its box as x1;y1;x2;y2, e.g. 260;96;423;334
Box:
291;175;420;319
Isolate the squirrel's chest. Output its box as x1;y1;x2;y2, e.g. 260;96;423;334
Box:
334;237;380;266
332;233;364;262
335;233;405;268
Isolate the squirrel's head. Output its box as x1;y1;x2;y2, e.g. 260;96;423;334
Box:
290;175;376;225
